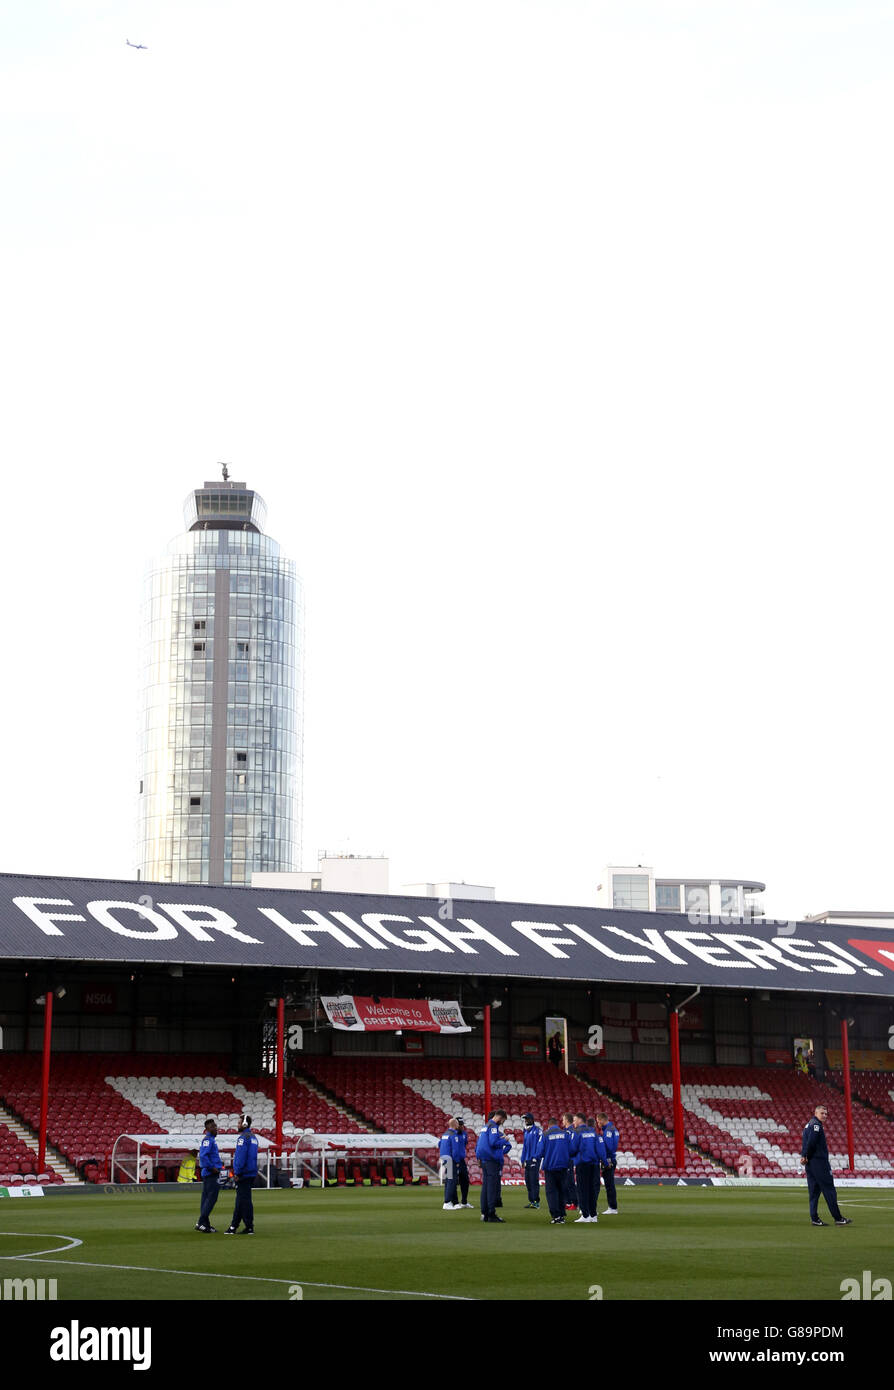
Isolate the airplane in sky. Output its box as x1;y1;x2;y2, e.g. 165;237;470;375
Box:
125;39;147;50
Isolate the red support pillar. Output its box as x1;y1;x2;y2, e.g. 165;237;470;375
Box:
484;1004;492;1122
840;1018;855;1172
38;992;53;1173
276;996;285;1156
670;1009;685;1170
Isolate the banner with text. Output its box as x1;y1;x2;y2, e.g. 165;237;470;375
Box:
600;999;671;1044
3;872;894;999
321;996;470;1033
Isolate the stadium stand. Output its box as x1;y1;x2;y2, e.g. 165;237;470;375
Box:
0;1120;66;1185
0;1053;370;1181
579;1062;894;1178
2;1053;892;1185
295;1057;723;1181
827;1069;894;1122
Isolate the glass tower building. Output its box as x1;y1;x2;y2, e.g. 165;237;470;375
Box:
137;477;302;885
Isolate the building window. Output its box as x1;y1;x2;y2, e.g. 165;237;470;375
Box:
193;642;206;654
311;877;322;890
190;796;202;808
236;752;247;763
611;874;650;911
194;620;206;632
655;884;680;912
237;641;250;658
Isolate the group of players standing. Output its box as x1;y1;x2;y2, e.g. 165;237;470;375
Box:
439;1110;620;1224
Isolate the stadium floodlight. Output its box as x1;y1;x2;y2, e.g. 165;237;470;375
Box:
34;986;66;1005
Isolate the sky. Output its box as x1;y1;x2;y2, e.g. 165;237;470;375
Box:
1;1;892;922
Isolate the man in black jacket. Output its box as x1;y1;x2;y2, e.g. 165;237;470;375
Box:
801;1104;852;1227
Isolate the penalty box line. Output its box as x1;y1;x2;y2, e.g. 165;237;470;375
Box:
11;1254;476;1300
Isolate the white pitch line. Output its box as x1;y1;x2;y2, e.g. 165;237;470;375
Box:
9;1255;475;1300
833;1201;894;1210
0;1232;84;1258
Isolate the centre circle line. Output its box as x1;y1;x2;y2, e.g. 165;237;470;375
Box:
0;1232;84;1258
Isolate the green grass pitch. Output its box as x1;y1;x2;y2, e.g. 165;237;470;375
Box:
0;1186;891;1301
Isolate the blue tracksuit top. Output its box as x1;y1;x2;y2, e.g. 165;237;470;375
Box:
475;1122;512;1163
199;1131;222;1176
601;1121;619;1158
233;1127;259;1178
572;1126;606;1164
802;1117;831;1168
521;1125;542;1163
541;1125;572;1172
451;1129;468;1164
439;1129;455;1158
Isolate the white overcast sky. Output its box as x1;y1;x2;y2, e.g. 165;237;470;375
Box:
1;1;892;921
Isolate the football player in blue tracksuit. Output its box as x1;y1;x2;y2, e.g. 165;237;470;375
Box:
540;1119;572;1223
226;1115;259;1234
475;1110;512;1222
195;1117;223;1232
440;1118;460;1208
521;1113;542;1208
561;1112;578;1209
570;1113;606;1223
801;1104;851;1227
597;1111;620;1214
452;1120;471;1207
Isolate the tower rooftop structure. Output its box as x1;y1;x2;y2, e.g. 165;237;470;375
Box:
183;480;268;533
